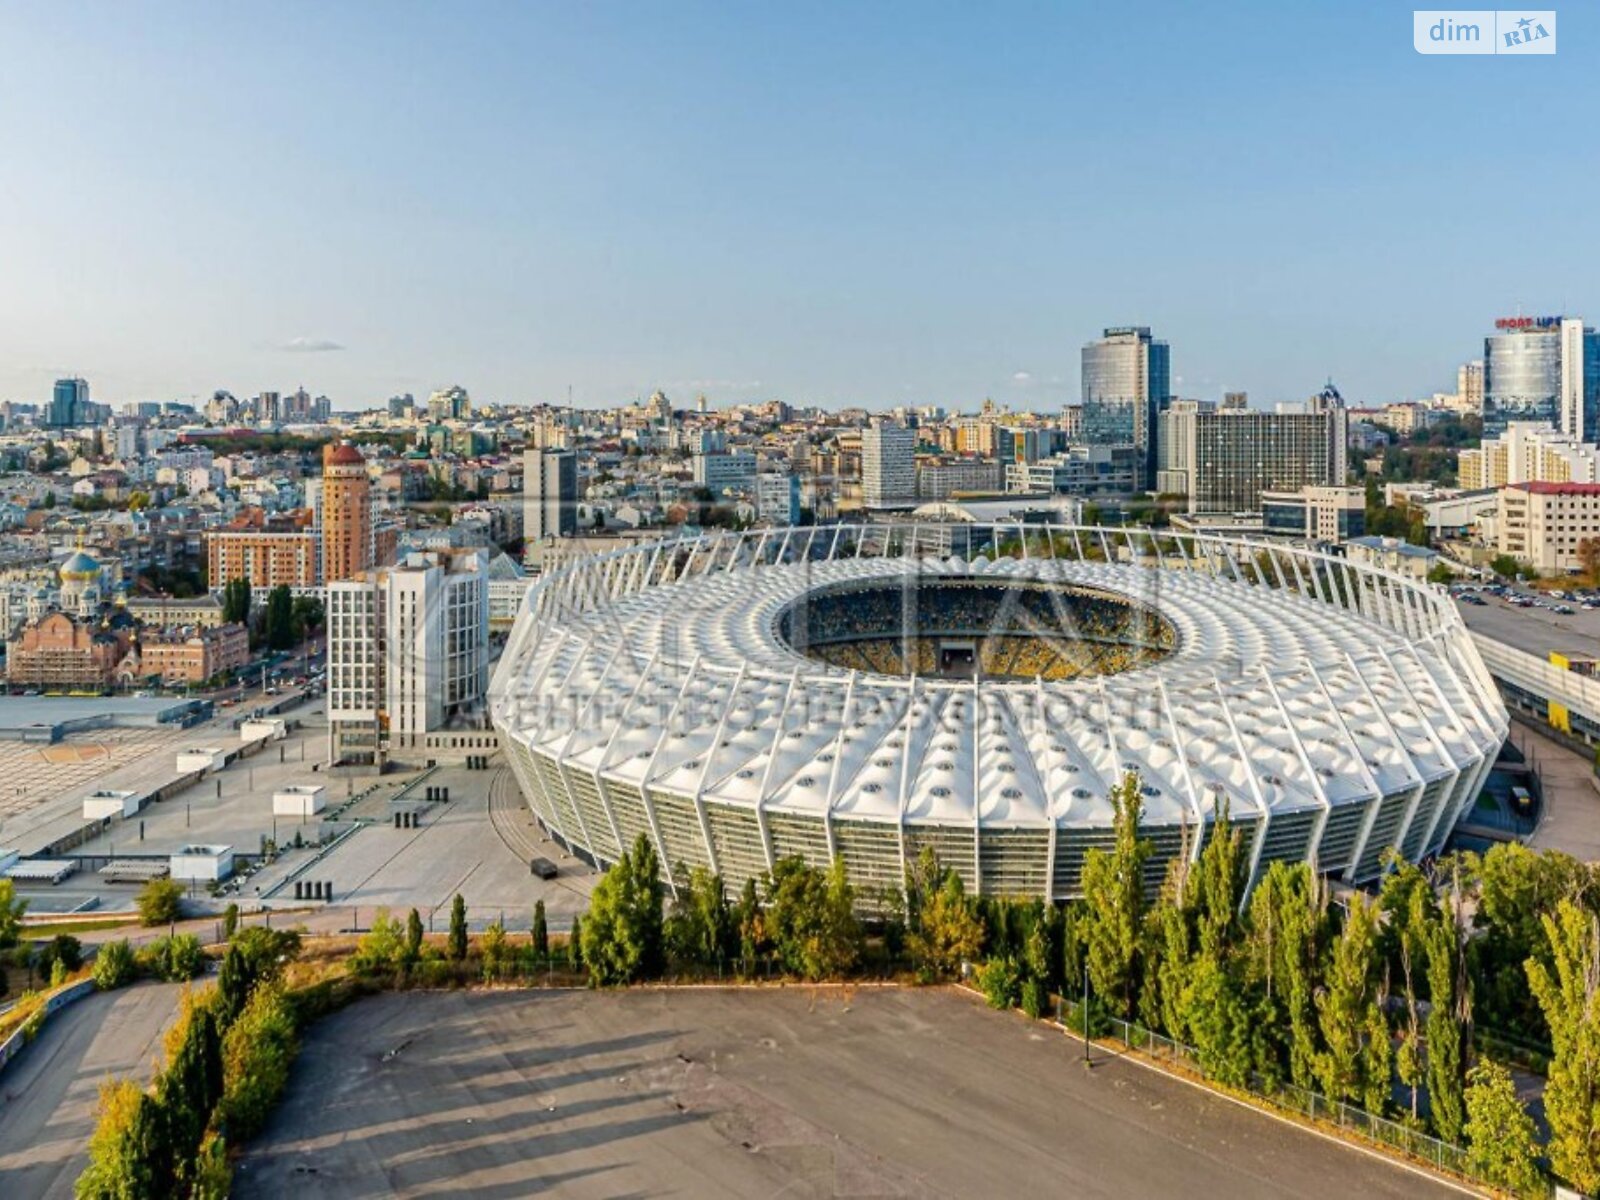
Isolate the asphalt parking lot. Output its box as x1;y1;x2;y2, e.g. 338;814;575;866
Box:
0;982;183;1199
235;988;1459;1199
1457;589;1600;660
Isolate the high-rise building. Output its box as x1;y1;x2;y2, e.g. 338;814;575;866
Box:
48;378;88;427
1157;397;1346;515
1459;422;1600;490
320;442;374;584
1458;360;1484;416
861;422;916;509
1080;326;1170;487
1484;315;1600;438
326;548;490;764
523;449;577;556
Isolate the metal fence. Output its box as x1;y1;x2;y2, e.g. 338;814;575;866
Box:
1064;1009;1487;1185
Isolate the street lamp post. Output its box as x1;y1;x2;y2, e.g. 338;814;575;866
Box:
1082;963;1090;1063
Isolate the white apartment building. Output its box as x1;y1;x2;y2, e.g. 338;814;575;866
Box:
692;451;759;495
326;548;490;765
1497;482;1600;575
755;472;800;525
1460;422;1600;490
916;458;1003;500
861;423;916;509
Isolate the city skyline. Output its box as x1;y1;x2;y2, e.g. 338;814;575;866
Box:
2;3;1595;409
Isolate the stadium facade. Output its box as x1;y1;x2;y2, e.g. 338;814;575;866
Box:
489;524;1507;901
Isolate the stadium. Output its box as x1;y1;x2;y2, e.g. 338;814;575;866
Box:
489;524;1508;901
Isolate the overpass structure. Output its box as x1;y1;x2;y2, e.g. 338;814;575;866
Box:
1473;633;1600;749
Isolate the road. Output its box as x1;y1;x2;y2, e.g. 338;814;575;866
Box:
234;988;1461;1200
0;981;183;1199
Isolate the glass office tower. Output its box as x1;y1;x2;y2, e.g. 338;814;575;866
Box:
1080;326;1169;487
1485;321;1561;436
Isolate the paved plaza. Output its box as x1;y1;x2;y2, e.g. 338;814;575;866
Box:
236;987;1462;1200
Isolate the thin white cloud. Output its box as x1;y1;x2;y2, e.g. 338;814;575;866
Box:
277;336;345;353
1012;370;1033;383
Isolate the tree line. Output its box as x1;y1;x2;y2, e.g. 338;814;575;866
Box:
76;926;303;1199
571;773;1600;1197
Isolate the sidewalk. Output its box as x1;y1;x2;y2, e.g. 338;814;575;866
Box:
1517;722;1600;862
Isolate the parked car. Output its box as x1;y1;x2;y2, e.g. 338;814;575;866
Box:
529;857;559;880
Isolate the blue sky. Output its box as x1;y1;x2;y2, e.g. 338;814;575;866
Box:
0;2;1593;410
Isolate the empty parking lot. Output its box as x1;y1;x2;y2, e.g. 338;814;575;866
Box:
235;987;1460;1199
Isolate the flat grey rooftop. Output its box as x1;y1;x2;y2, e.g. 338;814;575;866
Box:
0;695;199;732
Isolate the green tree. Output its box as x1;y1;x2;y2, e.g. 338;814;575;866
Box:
264;584;296;650
37;933;84;976
222;903;240;941
1527;899;1600;1195
404;908;424;966
138;933;205;981
664;866;734;971
762;856;862;981
291;594;324;639
977;955;1022;1010
1423;874;1471;1144
221;577;252;625
92;939;137;991
75;1079;170;1199
1080;771;1151;1017
137;877;184;926
567;913;584;970
531;900;549;961
219;983;297;1141
582;835;666;985
735;875;766;977
480;919;508;982
1471;842;1595;1044
0;878;28;947
908;867;983;979
448;893;468;962
158;999;224;1186
354;909;408;974
1245;862;1325;1090
1315;893;1391;1113
1463;1059;1545;1198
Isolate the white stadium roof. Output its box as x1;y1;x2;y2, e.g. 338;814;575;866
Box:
490;525;1507;899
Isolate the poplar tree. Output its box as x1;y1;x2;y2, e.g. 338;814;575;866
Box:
448;893;468;961
1527;899;1600;1195
1463;1059;1545;1198
1422;878;1470;1144
531;900;549;961
1081;772;1150;1018
1315;892;1390;1112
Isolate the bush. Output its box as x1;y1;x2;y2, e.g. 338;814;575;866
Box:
138;934;205;982
137;878;184;926
1021;978;1047;1020
222;903;240;941
93;940;137;991
352;910;407;975
219;983;298;1141
977;956;1022;1010
37;933;84;978
0;879;28;949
